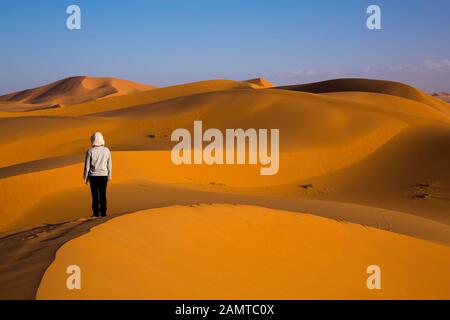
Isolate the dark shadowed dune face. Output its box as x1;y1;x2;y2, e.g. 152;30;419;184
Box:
277;78;444;108
433;92;450;103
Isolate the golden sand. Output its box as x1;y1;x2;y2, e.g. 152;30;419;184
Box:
0;76;449;299
37;205;450;300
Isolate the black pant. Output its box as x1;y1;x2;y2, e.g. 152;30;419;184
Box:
89;176;108;216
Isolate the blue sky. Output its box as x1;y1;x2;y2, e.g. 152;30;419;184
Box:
1;0;450;93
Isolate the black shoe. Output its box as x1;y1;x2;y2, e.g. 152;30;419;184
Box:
91;214;99;218
100;214;107;217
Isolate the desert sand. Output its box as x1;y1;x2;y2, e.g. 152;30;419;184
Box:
243;77;274;88
433;92;450;103
0;76;449;299
0;76;154;112
37;205;450;300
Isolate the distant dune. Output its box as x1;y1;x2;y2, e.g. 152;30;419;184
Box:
243;77;274;88
0;77;449;232
0;76;154;112
0;76;449;299
278;78;450;115
433;92;450;103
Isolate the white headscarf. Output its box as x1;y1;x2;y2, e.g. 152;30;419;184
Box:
91;132;105;147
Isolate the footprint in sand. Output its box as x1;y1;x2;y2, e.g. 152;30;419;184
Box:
404;182;450;201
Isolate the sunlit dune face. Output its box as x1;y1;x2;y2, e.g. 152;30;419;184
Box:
37;205;450;300
0;76;155;112
0;78;449;234
0;77;449;300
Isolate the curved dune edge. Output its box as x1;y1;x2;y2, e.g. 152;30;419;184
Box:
277;78;450;115
37;204;450;300
0;76;155;112
1;77;448;234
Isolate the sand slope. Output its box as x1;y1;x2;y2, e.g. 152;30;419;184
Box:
0;76;154;112
0;78;449;235
296;124;450;223
243;77;274;88
278;78;450;118
433;92;450;103
37;205;450;300
1;76;450;299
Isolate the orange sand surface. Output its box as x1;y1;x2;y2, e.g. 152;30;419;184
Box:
0;76;449;299
433;92;450;103
0;76;154;112
1;78;449;233
37;204;450;300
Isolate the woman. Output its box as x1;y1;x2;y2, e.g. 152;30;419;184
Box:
83;132;112;217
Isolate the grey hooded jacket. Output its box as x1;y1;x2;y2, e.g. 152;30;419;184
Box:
83;132;112;182
83;146;112;182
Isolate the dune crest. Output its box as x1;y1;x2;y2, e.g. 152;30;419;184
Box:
278;78;450;117
1;76;450;299
0;76;154;112
243;77;274;88
0;77;449;234
433;92;450;103
37;205;450;300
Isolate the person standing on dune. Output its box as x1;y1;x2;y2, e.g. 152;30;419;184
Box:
84;132;112;217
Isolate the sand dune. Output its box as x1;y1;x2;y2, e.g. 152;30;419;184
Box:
0;79;257;119
0;78;448;231
243;77;274;88
293;124;450;224
37;205;450;300
3;158;450;244
278;78;450;117
433;92;450;103
0;76;154;112
0;76;449;299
